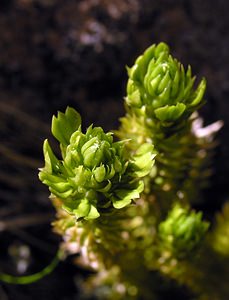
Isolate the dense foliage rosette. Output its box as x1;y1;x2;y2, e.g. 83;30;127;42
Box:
39;107;155;220
126;42;206;123
159;204;209;258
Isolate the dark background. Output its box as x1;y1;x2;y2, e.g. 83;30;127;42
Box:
0;0;229;299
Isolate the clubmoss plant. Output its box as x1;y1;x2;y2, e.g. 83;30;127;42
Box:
2;42;228;299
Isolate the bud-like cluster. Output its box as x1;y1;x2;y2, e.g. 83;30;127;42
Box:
159;204;209;258
126;43;206;123
39;107;155;220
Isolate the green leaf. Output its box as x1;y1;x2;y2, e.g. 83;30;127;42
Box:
73;200;91;219
157;70;171;94
112;197;132;209
155;103;186;122
112;181;144;209
189;78;206;107
93;165;106;183
154;42;169;58
133;44;156;82
52;107;81;146
85;205;100;220
42;139;61;174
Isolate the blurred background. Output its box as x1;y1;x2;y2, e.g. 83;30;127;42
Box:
0;0;229;299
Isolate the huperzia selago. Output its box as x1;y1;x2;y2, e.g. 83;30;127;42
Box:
37;43;228;300
2;42;228;300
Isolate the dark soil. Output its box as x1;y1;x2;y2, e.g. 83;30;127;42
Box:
1;1;229;299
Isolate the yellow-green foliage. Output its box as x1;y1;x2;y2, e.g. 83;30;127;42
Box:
39;42;228;300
